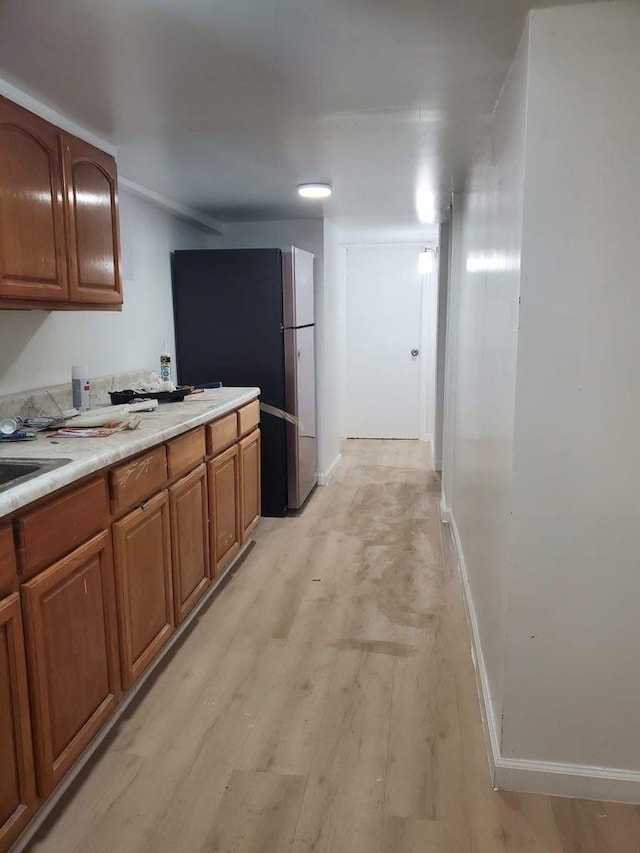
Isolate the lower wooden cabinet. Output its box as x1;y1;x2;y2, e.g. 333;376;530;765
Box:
112;491;174;689
208;445;241;576
239;429;261;541
21;531;120;795
169;464;210;624
0;593;37;851
0;403;262;849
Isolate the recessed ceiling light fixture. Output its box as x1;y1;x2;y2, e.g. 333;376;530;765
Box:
297;183;332;199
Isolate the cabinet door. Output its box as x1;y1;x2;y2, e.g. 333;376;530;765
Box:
207;445;241;577
62;132;122;306
0;594;37;851
113;491;174;689
239;429;261;541
21;531;120;795
169;464;210;625
0;96;68;302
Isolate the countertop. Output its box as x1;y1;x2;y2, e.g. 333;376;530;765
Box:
0;387;260;519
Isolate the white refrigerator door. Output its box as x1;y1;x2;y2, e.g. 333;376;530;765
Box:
284;324;317;508
286;246;315;327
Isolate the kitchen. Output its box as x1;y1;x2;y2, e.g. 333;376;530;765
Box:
2;1;640;852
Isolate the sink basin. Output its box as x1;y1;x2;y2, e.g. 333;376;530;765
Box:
0;458;72;493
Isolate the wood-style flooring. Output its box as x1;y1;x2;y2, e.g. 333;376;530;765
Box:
27;440;640;852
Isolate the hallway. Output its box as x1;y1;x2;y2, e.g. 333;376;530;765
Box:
28;441;640;852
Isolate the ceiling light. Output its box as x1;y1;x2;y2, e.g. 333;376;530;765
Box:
297;183;332;199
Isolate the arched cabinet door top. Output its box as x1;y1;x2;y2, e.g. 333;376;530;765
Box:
62;132;123;306
0;96;69;301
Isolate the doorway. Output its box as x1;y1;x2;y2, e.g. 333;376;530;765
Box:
344;244;436;441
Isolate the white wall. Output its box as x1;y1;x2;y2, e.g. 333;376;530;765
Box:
503;1;640;773
320;220;346;477
434;220;450;470
0;191;218;395
446;1;640;799
447;25;528;738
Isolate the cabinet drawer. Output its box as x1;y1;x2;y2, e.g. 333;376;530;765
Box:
207;412;238;457
110;446;167;515
0;525;17;597
237;400;260;436
167;427;205;479
17;477;110;580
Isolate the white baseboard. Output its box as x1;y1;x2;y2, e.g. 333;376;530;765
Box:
447;514;499;785
317;453;342;486
445;510;640;804
440;494;452;523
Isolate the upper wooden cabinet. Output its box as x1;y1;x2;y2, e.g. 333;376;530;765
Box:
0;95;122;311
0;97;68;303
62;133;122;305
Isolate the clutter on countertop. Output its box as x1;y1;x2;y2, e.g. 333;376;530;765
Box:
0;385;259;519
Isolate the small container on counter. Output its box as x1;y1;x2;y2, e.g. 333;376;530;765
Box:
72;365;91;411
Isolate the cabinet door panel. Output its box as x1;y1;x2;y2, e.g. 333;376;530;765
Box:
21;531;120;795
239;429;261;541
208;446;241;576
63;133;122;305
0;96;68;301
113;491;174;689
170;465;210;625
0;593;37;851
0;525;17;598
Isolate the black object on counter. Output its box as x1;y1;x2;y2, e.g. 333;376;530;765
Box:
109;389;188;404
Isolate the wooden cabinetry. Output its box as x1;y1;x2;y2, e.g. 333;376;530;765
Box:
0;399;261;848
169;464;210;624
239;429;261;541
16;476;110;581
0;95;122;311
0;526;17;598
112;491;174;689
0;593;36;851
62;133;122;305
21;531;120;795
0;96;68;303
208;445;241;576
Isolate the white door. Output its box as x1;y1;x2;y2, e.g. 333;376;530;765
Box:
345;245;424;439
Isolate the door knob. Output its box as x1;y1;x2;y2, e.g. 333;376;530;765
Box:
411;348;419;357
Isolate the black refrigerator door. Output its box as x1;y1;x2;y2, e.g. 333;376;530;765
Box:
172;248;288;517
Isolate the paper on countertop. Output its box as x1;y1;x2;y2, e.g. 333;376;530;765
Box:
62;400;158;427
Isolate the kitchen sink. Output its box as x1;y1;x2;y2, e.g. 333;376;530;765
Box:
0;457;72;493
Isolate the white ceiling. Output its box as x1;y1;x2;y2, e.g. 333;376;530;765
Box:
0;0;594;229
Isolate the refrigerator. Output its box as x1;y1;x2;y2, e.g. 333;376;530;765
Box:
171;246;317;517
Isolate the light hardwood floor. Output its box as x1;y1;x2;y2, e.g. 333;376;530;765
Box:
27;440;640;852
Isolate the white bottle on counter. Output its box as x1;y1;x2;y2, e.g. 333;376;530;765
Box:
160;341;172;383
71;365;91;411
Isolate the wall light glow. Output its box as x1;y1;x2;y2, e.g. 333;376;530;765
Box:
465;251;520;274
418;249;435;275
415;188;437;224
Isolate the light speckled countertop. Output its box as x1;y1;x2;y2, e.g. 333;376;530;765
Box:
0;387;259;519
